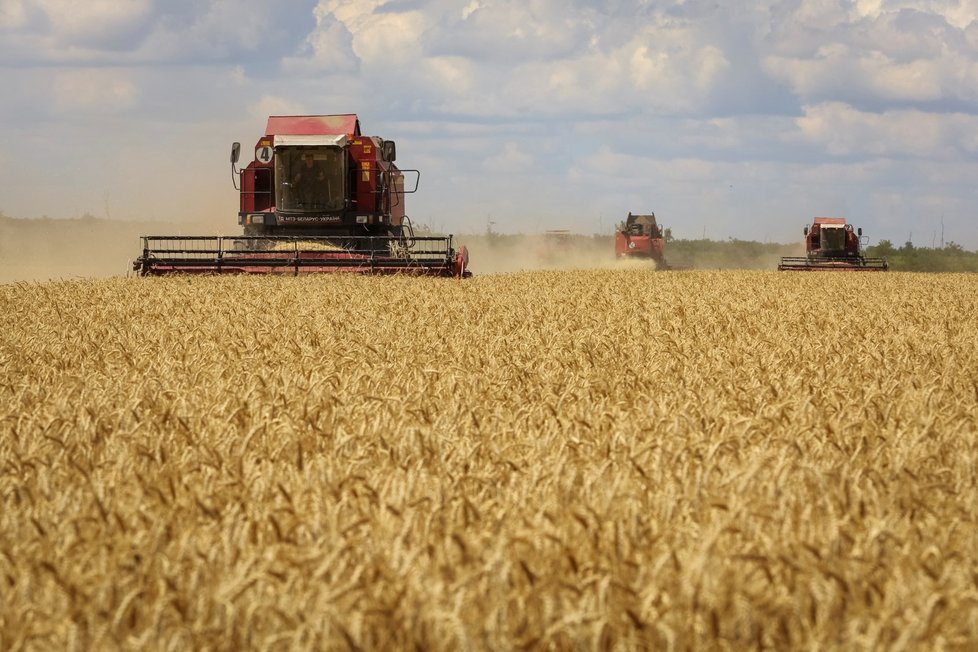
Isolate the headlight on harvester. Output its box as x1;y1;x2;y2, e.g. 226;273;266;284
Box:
246;214;266;225
356;215;368;224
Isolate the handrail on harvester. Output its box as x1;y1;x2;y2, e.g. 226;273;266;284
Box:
134;235;470;277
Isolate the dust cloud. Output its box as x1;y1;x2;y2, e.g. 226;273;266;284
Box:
449;233;803;274
1;218;798;283
0;216;191;283
455;233;660;275
0;222;656;283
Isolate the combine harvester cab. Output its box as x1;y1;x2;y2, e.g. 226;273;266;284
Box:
134;114;470;277
615;212;681;269
778;217;888;272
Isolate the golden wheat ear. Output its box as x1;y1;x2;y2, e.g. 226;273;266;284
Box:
1;270;973;650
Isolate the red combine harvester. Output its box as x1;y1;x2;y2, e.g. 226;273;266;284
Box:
778;217;887;271
615;212;672;268
134;114;470;277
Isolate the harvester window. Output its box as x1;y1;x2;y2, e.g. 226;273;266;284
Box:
276;147;346;212
821;227;845;254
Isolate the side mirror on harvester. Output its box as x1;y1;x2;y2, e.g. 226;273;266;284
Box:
382;140;396;162
858;227;863;236
803;226;809;236
230;142;241;190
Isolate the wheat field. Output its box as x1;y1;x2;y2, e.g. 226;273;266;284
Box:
1;269;977;650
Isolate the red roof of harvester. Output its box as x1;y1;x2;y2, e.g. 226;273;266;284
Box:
265;114;361;137
813;217;847;225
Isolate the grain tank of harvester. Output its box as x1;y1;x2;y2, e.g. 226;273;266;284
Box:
778;217;887;271
133;114;470;276
615;212;672;268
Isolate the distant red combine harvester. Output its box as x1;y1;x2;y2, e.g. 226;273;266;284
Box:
615;212;682;269
134;114;470;277
779;217;888;271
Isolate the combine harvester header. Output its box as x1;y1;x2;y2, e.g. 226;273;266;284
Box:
779;217;888;272
134;114;470;277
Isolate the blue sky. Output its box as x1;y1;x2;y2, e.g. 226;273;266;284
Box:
2;0;977;248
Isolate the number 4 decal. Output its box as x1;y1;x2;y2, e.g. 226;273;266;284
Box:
255;146;273;163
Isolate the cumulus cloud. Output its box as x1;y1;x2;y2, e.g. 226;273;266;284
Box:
282;15;358;74
0;0;316;66
764;45;949;104
854;0;978;29
248;95;311;121
793;102;978;158
35;0;154;49
52;68;138;113
2;0;978;248
763;2;978;110
483;142;535;173
0;0;32;30
424;0;597;63
311;0;426;64
291;0;746;119
131;1;318;66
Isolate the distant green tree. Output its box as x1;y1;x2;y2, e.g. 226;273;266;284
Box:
875;239;896;256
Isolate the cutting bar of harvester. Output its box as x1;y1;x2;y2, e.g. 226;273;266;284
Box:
778;256;889;272
134;235;471;277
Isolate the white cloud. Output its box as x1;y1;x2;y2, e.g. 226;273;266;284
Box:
764;46;951;104
390;19;733;118
282;18;358;74
483;142;534;173
314;0;425;65
52;68;138;113
794;102;978;158
248;95;310;121
461;1;480;21
422;56;477;95
132;1;272;62
393;0;601;68
764;1;978;109
35;0;153;48
854;0;978;29
2;0;978;248
0;0;29;29
0;1;311;65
